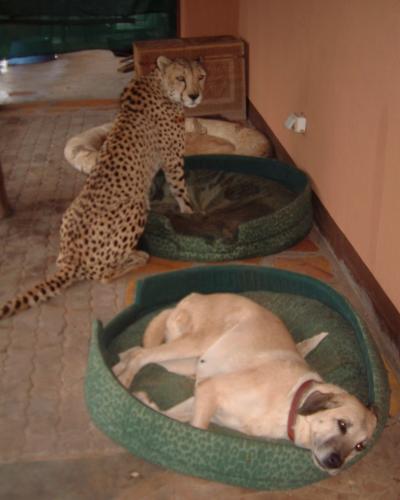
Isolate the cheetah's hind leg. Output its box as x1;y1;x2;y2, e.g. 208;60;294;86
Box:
100;250;149;284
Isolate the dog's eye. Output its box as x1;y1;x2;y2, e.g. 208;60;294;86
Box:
355;442;365;452
338;419;347;434
176;76;185;82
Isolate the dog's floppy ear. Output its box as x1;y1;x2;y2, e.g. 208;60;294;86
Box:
367;402;379;419
298;391;340;416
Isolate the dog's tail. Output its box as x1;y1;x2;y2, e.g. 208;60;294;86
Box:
297;331;329;358
143;308;173;347
0;265;79;320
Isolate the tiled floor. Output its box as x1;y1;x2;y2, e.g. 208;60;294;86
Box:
0;50;130;105
0;51;399;499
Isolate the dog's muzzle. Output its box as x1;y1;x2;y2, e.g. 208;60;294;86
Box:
323;452;343;470
313;451;343;474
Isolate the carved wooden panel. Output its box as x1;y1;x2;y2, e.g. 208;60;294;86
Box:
133;36;246;120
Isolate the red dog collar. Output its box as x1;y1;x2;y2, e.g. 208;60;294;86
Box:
287;379;317;442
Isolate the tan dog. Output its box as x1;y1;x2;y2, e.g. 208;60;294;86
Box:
113;293;377;474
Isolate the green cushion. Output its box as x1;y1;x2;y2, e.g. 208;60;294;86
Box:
85;266;389;490
141;155;313;261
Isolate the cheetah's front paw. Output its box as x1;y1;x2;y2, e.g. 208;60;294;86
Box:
175;195;193;214
181;206;194;215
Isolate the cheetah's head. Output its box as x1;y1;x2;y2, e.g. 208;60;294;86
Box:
157;56;207;109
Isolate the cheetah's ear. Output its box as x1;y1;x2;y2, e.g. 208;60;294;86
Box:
156;56;172;74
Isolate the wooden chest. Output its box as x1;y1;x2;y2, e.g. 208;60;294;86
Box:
133;36;246;121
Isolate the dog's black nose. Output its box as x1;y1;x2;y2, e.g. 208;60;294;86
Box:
324;452;342;469
189;93;199;101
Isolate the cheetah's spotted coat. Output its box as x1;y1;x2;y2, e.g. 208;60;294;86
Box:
0;56;206;319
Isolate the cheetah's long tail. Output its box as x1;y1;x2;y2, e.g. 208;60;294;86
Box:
0;265;79;320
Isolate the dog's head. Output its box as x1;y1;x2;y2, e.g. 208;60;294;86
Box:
298;387;377;474
156;56;207;108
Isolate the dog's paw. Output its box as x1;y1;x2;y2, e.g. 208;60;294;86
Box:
117;364;139;388
112;347;142;376
113;347;144;387
119;346;143;362
112;360;127;377
134;391;160;411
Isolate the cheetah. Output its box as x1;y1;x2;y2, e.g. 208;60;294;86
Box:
0;56;207;319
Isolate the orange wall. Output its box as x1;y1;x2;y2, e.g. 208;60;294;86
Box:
238;0;400;311
180;0;400;312
179;0;239;37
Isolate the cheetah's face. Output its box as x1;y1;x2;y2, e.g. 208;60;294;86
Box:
157;56;207;108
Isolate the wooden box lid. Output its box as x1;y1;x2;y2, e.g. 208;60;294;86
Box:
134;36;244;69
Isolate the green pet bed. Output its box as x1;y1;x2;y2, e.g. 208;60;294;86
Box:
141;155;313;261
85;266;389;490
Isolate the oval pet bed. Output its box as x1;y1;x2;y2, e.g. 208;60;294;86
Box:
85;265;389;491
64;118;272;174
142;155;312;261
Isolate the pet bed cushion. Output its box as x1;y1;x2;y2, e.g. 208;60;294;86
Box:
85;265;389;490
142;155;312;261
64;118;272;174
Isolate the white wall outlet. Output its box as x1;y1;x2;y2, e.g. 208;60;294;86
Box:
284;113;307;133
294;115;307;133
284;113;297;130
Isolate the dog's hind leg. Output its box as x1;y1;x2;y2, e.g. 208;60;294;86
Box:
157;357;198;376
191;379;218;429
115;336;205;388
143;308;174;347
164;397;195;422
135;391;195;423
143;307;193;347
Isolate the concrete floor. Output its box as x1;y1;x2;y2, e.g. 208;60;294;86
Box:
0;50;130;105
0;50;399;499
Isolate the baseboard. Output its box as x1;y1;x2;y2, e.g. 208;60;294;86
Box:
312;194;400;354
248;100;296;165
248;99;400;356
1;99;118;112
